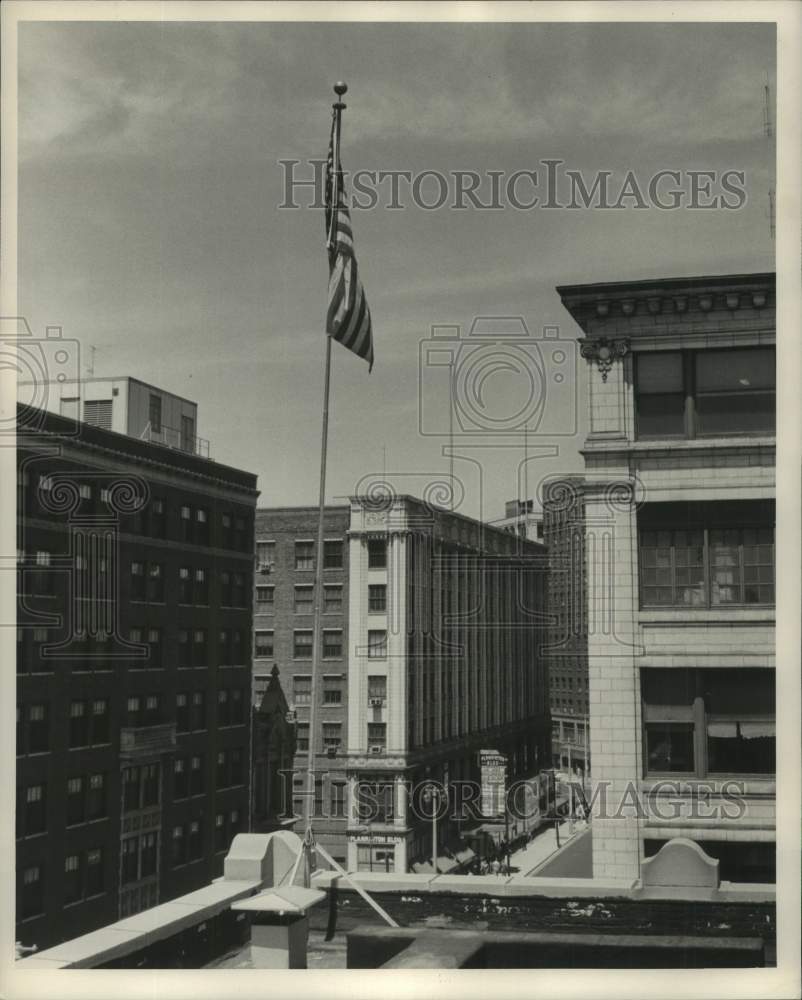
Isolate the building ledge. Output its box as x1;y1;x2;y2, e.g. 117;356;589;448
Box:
638;609;775;625
582;436;775;455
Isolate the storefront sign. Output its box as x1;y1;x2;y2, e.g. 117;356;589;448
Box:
478;748;507;817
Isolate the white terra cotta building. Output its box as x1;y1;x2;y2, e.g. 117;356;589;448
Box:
557;272;775;885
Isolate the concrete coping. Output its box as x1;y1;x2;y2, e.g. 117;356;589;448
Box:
16;878;262;969
313;869;639;898
231;887;326;916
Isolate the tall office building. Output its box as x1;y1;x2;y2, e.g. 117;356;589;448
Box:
16;398;257;949
344;494;550;873
251;506;351;863
557;272;775;883
541;477;590;777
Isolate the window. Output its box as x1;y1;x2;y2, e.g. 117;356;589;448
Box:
254;630;274;659
357;845;395;872
23;784;46;836
123;767;141;812
323;540;343;569
367;630;387;659
175;691;206;733
296;723;310;752
324;585;343;613
143;763;159;806
214;814;226;852
86;848;104;896
635;347;775;439
233;573;247;607
216;748;243;789
256;540;275;569
69;701;88;747
368;584;387;613
642;668;775;778
293;676;312;706
64;854;82;904
174;758;188;799
331;782;347;818
231;688;244;725
255;586;274;611
141;832;158;877
130;561;146;601
367;539;387;569
195;508;209;544
218;689;230;727
126;696;142;726
194;629;208;668
323;630;343;659
188;820;203;861
150;497;166;539
295;541;315;571
294;630;313;659
92;699;109;744
639;502;775;607
179;566;194;604
695;349;775;436
323;680;342;705
190;755;204;796
368;676;387;704
367;723;387;751
147;628;162;668
147;562;164;602
191;691;206;731
27;703;49;754
322;723;342;752
67;776;84;826
176;693;190;733
19;865;44;920
88;773;106;819
294;585;314;614
122;836;140;883
172;825;187;866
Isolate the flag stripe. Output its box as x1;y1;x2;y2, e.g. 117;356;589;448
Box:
326;112;374;371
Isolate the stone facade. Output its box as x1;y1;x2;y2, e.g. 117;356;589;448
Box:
558;273;776;883
345;494;551;873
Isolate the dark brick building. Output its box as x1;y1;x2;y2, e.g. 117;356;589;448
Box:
252;505;350;863
542;476;589;777
16;404;257;950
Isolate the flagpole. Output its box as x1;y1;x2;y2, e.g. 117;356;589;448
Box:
302;81;347;888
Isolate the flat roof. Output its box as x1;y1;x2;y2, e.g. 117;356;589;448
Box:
17;404;258;492
17;374;199;408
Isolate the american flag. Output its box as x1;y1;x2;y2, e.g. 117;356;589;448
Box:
325;111;374;371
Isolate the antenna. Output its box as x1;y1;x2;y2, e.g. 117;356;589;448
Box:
763;73;775;242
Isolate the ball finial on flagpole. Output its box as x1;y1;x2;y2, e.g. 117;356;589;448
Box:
333;81;347;110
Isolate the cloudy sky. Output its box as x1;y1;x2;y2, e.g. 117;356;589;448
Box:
18;17;775;517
